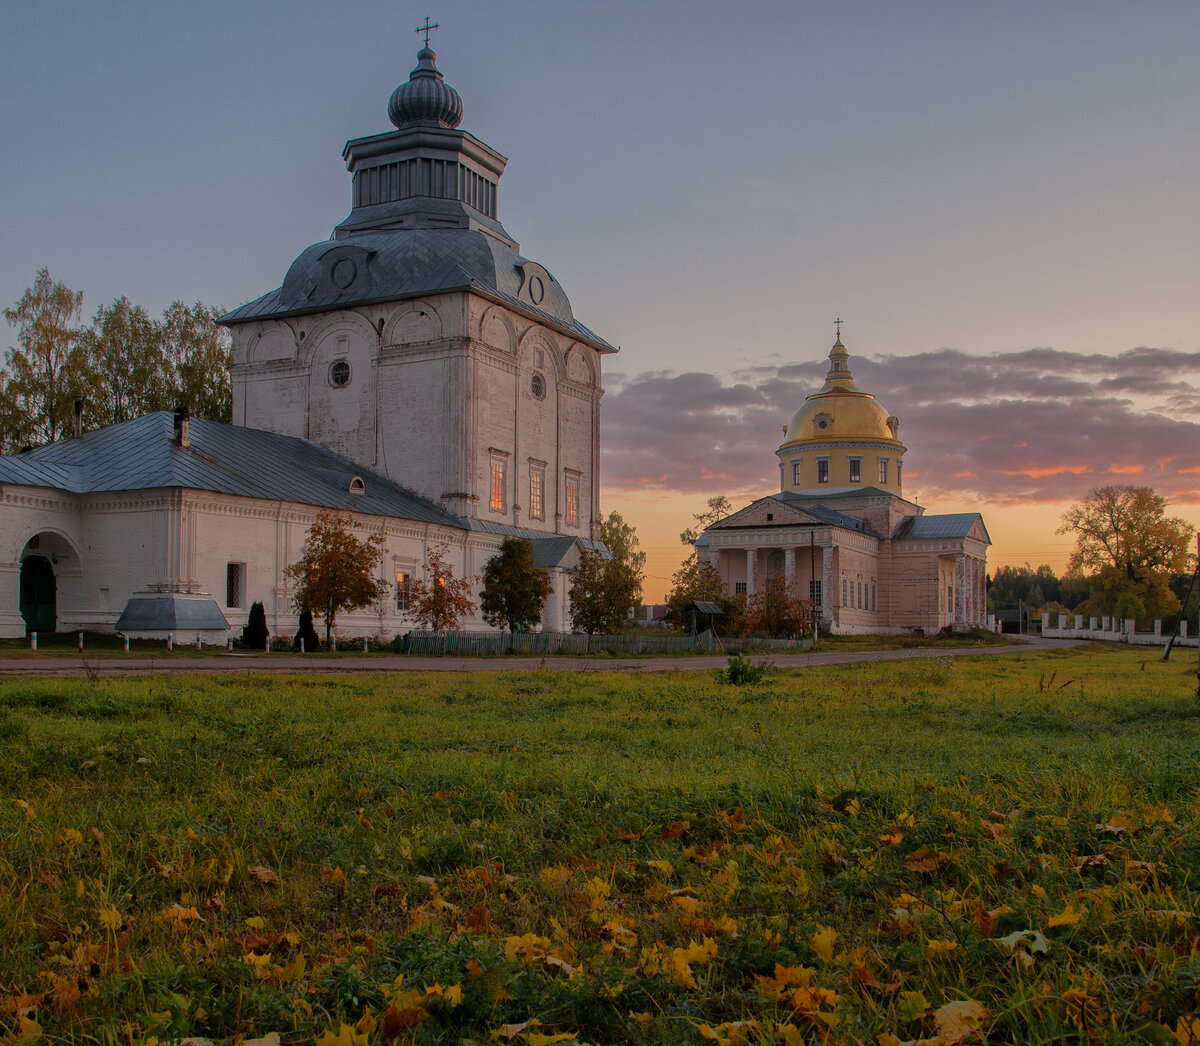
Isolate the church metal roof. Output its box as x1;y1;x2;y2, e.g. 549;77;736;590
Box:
219;226;614;351
0;412;464;527
893;513;990;541
771;492;873;532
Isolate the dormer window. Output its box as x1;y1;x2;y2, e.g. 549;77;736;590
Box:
349;476;365;494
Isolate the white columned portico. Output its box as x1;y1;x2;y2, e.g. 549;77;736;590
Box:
784;545;796;587
746;547;757;596
954;554;966;630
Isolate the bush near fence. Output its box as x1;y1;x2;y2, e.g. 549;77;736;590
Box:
399;629;813;656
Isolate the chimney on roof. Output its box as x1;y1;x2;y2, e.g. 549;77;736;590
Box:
173;403;190;448
73;397;83;439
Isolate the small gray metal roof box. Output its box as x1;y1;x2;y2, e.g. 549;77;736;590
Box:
685;601;724;616
115;596;230;637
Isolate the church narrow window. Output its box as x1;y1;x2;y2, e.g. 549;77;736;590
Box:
529;464;545;520
817;458;830;483
565;473;580;527
871;581;877;611
395;572;412;611
809;579;821;605
792;460;801;485
849;457;862;483
858;581;863;609
878;458;889;484
842;577;847;604
226;563;246;609
735;582;747;595
490;454;508;513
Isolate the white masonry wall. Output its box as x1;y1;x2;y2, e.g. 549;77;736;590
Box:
1;484;579;640
229;291;605;540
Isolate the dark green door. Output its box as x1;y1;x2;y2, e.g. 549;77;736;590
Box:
19;555;56;633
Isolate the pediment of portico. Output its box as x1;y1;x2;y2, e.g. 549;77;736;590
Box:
709;496;825;530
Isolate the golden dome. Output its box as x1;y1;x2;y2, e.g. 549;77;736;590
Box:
781;335;900;447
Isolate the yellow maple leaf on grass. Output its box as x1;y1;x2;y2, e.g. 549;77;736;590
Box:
425;982;464;1007
1174;1016;1200;1044
810;925;838;962
665;937;719;989
505;933;552;964
698;1021;753;1046
934;1000;989;1038
13;1015;43;1045
314;1023;368;1046
1048;902;1086;928
160;903;204;927
925;939;958;959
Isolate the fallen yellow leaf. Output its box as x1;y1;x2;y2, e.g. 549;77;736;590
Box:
1048;902;1086;928
811;925;838;963
934;999;989;1037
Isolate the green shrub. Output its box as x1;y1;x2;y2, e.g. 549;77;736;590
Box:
718;652;765;686
242;601;269;651
294;610;320;652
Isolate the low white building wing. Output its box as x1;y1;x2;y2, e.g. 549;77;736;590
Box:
0;410;599;639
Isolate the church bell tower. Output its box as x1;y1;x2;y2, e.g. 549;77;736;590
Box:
221;35;615;538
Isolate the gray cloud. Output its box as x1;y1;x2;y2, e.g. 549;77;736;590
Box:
602;347;1200;505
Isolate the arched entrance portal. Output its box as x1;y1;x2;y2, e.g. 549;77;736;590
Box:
17;531;81;635
20;556;56;633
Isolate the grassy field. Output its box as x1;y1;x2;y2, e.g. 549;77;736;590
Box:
1;645;1197;1044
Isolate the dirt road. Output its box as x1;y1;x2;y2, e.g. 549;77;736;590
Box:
0;637;1075;678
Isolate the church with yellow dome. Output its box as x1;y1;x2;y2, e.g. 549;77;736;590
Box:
697;329;990;634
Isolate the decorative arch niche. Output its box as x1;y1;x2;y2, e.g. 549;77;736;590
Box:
517;328;564;383
383;301;442;346
479;306;517;354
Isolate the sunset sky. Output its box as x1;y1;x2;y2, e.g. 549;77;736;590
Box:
3;1;1198;601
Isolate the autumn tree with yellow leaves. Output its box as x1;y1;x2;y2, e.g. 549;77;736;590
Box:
286;508;386;648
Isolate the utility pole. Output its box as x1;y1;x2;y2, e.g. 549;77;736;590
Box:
1161;534;1199;695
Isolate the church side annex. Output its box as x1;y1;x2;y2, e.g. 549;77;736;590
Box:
698;330;990;634
0;42;612;640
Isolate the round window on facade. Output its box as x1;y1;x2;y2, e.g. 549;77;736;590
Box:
329;360;351;388
531;372;546;399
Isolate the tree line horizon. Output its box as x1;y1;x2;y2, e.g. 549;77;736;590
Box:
1;268;231;453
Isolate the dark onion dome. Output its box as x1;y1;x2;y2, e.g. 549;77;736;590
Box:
388;46;463;129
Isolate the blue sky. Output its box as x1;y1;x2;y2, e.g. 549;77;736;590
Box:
3;1;1198;596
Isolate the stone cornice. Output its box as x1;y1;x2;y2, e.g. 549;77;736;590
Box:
777;438;904;456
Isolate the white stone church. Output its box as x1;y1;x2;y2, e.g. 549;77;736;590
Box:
0;45;611;640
